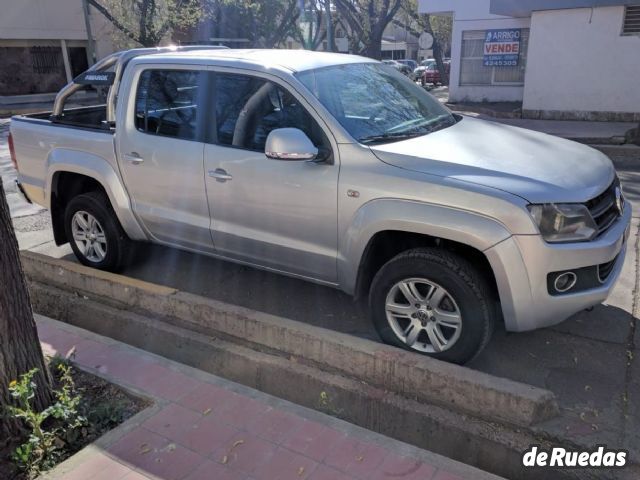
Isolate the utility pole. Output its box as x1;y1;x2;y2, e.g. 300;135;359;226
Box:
324;0;333;52
82;0;96;66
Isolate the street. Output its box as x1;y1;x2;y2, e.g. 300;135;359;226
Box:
3;117;640;460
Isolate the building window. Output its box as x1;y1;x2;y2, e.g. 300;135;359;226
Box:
459;29;529;86
622;5;640;35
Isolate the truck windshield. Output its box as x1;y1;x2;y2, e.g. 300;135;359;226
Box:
296;63;456;145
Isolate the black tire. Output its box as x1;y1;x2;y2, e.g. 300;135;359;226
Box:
368;248;495;364
64;191;133;272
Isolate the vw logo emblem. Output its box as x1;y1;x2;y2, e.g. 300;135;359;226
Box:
615;187;624;214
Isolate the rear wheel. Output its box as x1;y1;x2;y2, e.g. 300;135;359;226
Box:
369;248;495;364
64;191;133;272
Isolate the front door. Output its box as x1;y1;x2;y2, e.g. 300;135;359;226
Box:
203;72;339;282
117;66;213;252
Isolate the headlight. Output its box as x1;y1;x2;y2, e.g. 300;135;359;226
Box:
527;203;598;243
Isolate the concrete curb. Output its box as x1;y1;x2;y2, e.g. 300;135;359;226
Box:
22;251;559;428
36;315;508;480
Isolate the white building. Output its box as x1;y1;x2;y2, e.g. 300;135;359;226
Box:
420;0;640;121
0;0;115;102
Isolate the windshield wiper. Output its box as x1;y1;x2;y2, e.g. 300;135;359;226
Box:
359;132;425;145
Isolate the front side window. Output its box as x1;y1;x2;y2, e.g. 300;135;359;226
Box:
297;63;455;145
135;69;204;141
213;73;326;151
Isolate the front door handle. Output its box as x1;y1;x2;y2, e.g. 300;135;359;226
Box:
208;168;233;182
124;152;144;165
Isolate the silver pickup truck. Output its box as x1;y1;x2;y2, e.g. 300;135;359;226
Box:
9;47;631;364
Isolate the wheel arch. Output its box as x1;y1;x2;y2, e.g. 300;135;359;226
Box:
46;150;147;244
340;199;511;306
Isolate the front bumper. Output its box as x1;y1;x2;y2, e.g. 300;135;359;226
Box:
485;203;632;332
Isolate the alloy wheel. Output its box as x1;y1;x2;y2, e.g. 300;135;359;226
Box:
71;210;108;263
385;277;462;353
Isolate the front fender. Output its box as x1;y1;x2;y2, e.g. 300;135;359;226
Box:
46;149;147;241
338;198;512;294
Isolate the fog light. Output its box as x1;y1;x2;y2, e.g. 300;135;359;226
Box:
554;272;577;293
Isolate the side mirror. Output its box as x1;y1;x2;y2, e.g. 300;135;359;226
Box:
265;128;318;161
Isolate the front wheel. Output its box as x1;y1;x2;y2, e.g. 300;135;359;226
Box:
368;248;496;364
64;191;133;272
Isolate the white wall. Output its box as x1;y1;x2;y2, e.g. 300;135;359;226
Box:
0;0;115;60
420;0;531;103
523;6;640;115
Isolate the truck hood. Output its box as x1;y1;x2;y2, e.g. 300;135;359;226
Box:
370;116;615;204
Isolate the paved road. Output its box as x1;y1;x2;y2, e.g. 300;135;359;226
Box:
3;116;640;462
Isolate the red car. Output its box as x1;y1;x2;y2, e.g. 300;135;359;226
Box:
421;62;450;87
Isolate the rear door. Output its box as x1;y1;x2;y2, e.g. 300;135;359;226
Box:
117;65;214;252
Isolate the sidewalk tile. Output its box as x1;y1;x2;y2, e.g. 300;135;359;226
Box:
109;427;205;480
324;437;388;479
251;447;318;480
308;464;355;480
249;407;306;444
281;420;346;461
128;366;201;401
179;381;241;414
39;330;85;358
121;471;155;480
211;432;278;474
433;471;464;480
184;459;246;480
216;395;271;429
371;453;437;480
61;452;130;480
176;414;241;456
143;403;203;439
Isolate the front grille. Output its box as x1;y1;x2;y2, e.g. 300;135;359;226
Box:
584;181;622;237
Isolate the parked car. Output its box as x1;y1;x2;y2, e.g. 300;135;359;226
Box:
422;61;451;87
382;59;412;76
413;58;436;82
10;48;631;364
397;59;417;74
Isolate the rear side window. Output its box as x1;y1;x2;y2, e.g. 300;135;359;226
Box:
213;73;326;152
135;69;204;141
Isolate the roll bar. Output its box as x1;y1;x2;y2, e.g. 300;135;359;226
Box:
51;45;228;124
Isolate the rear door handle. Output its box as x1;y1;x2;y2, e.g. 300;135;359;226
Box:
208;168;233;182
124;152;144;165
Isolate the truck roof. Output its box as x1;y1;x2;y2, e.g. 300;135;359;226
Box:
134;48;376;73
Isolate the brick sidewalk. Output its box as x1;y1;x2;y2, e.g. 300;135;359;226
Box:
36;315;503;480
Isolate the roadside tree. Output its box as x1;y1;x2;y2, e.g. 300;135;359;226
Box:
400;0;451;84
0;180;53;441
87;0;204;48
333;0;404;59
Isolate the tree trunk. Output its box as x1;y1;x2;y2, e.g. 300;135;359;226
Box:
423;15;448;86
0;179;53;443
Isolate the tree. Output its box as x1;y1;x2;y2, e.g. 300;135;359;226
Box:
333;0;404;59
0;180;53;442
400;0;451;84
294;0;327;51
179;0;301;49
87;0;204;48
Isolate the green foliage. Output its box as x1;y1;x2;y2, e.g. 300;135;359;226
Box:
7;365;86;479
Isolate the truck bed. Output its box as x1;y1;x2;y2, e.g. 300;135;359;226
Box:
22;105;109;131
